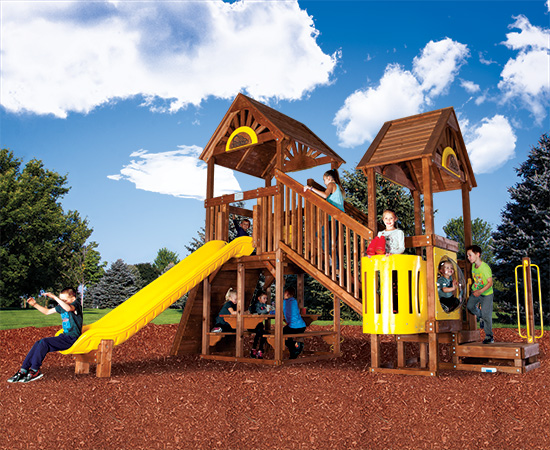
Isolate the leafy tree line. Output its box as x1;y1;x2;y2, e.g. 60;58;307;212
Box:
0;149;104;307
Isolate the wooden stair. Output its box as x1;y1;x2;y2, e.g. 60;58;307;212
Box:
455;341;540;374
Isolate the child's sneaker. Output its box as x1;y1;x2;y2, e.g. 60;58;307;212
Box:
19;369;43;383
482;336;494;344
7;370;26;383
256;350;263;359
211;327;222;333
250;349;257;358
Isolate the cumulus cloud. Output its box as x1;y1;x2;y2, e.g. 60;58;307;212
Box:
334;38;469;147
498;15;550;123
1;1;338;117
108;146;241;200
333;65;423;147
412;38;469;98
465;115;517;174
461;80;481;94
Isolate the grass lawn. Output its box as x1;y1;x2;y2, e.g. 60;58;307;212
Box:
0;308;184;331
0;309;546;331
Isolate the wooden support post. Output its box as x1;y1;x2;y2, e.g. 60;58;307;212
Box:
370;334;380;369
275;248;285;362
461;183;476;331
74;352;96;375
202;278;211;355
205;159;215;242
96;340;114;378
397;339;405;368
422;157;438;375
420;343;428;368
333;293;341;356
413;189;423;256
252;204;260;250
297;273;305;309
366;168;377;234
236;263;245;357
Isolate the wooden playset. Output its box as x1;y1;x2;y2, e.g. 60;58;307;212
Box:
66;93;542;377
167;93;542;375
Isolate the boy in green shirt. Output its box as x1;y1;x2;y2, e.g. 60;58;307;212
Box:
466;245;494;344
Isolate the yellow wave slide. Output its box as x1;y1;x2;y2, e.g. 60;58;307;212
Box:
58;237;254;354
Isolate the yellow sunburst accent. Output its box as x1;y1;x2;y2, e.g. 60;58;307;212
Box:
442;146;460;177
226;126;258;152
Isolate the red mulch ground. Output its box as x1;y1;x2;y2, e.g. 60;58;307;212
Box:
1;324;548;450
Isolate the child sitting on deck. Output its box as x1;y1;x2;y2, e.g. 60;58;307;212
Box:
437;261;460;313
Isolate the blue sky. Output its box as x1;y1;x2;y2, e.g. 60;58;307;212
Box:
1;0;549;266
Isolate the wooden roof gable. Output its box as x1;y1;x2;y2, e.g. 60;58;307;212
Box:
200;94;345;179
356;107;476;193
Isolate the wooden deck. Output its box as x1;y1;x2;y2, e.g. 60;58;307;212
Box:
455;341;540;374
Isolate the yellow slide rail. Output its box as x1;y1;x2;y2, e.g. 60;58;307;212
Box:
515;257;543;342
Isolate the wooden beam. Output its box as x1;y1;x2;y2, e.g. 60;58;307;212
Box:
236;263;245;358
366;167;377;233
205;185;279;208
201;278;211;356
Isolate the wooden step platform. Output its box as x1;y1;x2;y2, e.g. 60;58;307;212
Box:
455;341;540;374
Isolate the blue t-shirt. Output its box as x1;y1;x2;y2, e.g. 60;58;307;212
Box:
326;183;345;212
55;300;83;338
283;296;306;329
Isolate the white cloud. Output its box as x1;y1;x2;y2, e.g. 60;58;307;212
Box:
498;15;550;123
413;38;469;98
465;115;517;174
1;1;338;117
333;65;424;148
460;80;481;94
334;38;468;148
108;145;241;200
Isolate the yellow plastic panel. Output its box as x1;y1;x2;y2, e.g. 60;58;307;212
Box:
433;248;462;321
362;254;427;335
58;237;255;354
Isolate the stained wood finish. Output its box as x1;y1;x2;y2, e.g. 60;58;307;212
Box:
200;94;345;180
357;107;476;194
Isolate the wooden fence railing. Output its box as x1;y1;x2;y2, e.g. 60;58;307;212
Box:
204;170;374;310
272;170;373;304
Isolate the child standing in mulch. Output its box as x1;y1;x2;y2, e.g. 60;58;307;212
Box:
466;245;495;344
7;288;83;383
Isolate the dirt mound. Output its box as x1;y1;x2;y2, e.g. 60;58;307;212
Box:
1;325;548;450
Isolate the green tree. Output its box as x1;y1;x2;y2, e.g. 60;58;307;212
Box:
492;133;549;323
0;149;99;307
133;262;160;289
443;217;495;264
86;259;141;308
153;247;180;273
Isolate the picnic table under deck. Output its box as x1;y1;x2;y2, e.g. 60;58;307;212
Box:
204;314;340;364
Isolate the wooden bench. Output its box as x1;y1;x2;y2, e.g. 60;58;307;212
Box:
263;330;338;350
207;332;236;346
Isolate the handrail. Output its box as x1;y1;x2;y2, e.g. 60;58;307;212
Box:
275;169;374;239
515;257;543;342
